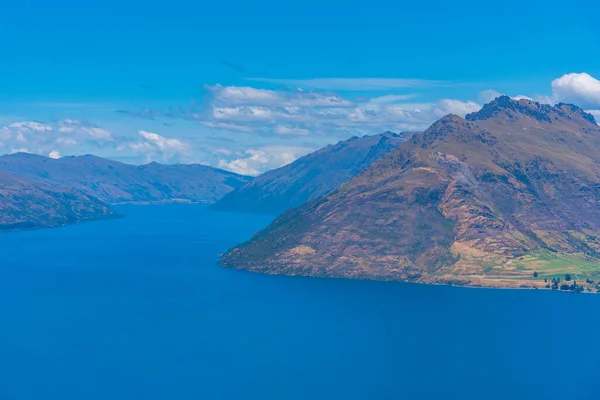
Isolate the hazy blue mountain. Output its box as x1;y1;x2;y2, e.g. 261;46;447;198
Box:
0;171;117;231
211;131;409;215
0;153;251;204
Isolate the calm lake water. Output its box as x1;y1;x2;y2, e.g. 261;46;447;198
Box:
1;204;599;400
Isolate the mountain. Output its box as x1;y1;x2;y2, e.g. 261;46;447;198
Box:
0;153;251;204
211;131;409;215
0;171;117;231
221;97;600;291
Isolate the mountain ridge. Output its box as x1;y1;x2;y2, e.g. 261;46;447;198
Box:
210;131;410;215
0;153;251;204
465;96;597;124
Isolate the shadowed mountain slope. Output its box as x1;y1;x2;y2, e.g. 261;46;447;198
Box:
211;131;409;215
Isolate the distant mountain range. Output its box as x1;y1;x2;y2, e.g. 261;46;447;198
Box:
211;131;409;215
0;153;251;231
221;97;600;292
0;171;117;231
0;153;251;204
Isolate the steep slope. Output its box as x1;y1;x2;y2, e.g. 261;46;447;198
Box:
221;97;600;289
0;154;251;204
211;131;409;214
0;171;117;231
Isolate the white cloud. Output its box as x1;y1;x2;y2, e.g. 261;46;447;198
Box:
217;145;312;176
218;157;260;176
57;119;113;140
551;73;600;108
7;121;53;132
200;121;253;132
435;99;481;116
56;137;77;146
138;130;187;152
532;95;554;104
478;90;536;104
49;150;61;159
0;119;113;158
245;77;447;90
478;90;503;104
213;148;232;156
128;130;188;162
211;106;279;123
368;94;418;104
274;125;310;135
10;148;30;154
1;122;52;143
201;84;483;136
206;84;354;108
512;95;533;101
211;85;281;105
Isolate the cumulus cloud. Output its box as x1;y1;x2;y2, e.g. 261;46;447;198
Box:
5;121;53;132
56;137;77;146
115;83;485;139
0;119;113;157
200;84;482;136
435;99;481;116
217;145;312;176
478;90;503;104
511;95;534;101
57;119;113;140
10;148;30;154
479;90;538;104
49;150;61;159
127;130;188;162
551;73;600;108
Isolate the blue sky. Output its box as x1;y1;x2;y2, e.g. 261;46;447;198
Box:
1;0;599;174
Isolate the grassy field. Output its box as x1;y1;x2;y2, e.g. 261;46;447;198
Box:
513;252;600;280
448;250;600;291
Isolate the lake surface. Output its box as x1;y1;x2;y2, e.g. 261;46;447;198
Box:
1;204;599;400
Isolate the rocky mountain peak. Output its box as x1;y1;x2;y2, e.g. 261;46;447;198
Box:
555;103;597;125
466;95;597;126
380;130;403;138
419;114;480;148
466;96;552;122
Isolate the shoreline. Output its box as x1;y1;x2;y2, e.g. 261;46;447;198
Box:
0;201;210;234
221;263;600;295
0;213;123;234
111;199;210;206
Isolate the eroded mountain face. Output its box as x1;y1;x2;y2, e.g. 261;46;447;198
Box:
221;97;600;289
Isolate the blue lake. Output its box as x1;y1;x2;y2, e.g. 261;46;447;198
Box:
1;204;600;399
